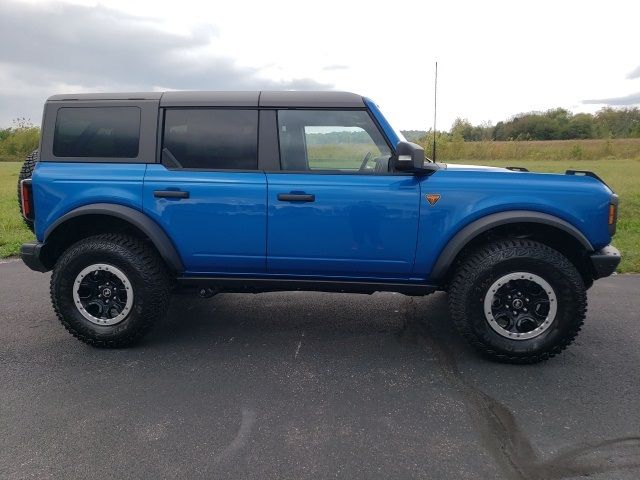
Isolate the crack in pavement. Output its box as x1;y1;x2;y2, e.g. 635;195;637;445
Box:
400;296;640;480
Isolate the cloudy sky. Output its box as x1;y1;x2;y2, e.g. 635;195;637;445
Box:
1;0;639;130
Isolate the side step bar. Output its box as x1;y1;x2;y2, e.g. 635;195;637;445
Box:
176;276;438;296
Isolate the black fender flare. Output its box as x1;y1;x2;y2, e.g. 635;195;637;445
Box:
429;210;593;281
44;203;184;272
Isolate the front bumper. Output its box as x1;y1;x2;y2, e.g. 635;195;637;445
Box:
590;245;621;279
20;242;49;272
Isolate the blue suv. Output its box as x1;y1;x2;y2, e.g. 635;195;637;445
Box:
18;91;620;363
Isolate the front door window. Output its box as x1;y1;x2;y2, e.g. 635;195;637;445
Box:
277;110;392;173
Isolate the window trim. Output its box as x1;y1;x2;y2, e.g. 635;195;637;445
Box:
40;100;159;164
272;107;404;176
158;107;261;172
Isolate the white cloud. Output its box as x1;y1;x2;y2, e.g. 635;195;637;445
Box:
1;0;640;129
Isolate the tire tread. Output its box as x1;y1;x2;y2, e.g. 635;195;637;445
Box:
448;239;587;364
50;233;170;348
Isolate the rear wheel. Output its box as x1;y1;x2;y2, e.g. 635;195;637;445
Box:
448;239;587;363
16;149;39;232
50;234;171;347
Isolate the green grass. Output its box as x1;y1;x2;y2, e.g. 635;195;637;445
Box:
0;156;637;273
0;163;35;257
446;157;640;273
420;138;640;162
307;143;374;170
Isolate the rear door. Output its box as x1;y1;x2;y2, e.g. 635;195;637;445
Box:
266;109;421;279
143;108;267;274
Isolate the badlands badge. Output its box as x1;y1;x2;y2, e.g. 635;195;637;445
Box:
425;193;441;206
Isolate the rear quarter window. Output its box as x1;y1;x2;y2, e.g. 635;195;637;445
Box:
53;107;141;158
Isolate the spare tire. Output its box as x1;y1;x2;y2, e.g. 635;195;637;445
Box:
16;149;39;233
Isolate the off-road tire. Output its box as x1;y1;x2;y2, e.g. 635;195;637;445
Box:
50;234;171;347
448;239;587;364
16;149;39;232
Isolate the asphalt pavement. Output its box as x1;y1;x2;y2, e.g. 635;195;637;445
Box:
1;259;639;480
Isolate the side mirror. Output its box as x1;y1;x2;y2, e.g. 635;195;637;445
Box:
392;141;440;175
392;141;425;171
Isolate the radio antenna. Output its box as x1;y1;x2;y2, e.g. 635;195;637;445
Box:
432;61;438;163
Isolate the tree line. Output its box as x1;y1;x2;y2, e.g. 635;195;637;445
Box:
450;107;640;141
0;119;39;161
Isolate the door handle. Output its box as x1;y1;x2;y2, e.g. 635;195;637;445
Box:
154;190;189;199
277;193;315;202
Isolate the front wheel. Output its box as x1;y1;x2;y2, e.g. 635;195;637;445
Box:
448;239;587;363
50;234;171;347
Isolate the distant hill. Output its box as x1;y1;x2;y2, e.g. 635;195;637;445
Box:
401;130;427;142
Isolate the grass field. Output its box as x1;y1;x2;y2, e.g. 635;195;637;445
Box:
0;163;34;257
421;138;640;162
0;157;638;272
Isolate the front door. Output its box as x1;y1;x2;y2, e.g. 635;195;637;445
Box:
266;109;420;280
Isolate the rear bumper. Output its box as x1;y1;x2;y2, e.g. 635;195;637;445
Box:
590;245;621;279
20;242;49;272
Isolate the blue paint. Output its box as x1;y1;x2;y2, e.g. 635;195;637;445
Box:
413;166;614;278
30;97;617;284
364;98;404;147
143;164;267;273
265;173;420;278
32;162;147;241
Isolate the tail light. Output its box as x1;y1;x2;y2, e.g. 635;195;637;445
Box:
20;179;34;221
608;194;618;236
608;204;616;225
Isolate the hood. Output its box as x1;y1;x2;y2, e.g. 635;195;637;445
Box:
438;163;511;172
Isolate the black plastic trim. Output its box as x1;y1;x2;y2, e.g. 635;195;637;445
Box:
153;190;189;199
277;193;315;202
430;210;594;280
20;242;49;272
566;169;613;191
176;276;436;295
44;203;185;272
258;110;280;171
590;245;621;279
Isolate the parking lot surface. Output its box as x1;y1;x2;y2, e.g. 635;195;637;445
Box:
1;260;639;479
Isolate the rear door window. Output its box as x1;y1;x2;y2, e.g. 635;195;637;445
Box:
162;109;258;170
53;107;141;158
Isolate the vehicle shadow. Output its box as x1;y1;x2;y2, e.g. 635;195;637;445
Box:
147;290;467;358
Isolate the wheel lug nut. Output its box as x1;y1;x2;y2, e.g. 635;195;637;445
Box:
523;308;528;312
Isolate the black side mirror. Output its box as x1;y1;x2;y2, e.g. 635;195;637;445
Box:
392;141;425;171
392;141;440;175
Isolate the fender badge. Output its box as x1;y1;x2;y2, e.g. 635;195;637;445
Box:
425;193;441;206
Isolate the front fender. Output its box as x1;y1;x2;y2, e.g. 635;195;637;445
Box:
428;210;593;281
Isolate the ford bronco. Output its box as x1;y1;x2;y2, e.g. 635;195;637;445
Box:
18;91;620;363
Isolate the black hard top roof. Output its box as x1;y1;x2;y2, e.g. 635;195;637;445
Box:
47;91;366;108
